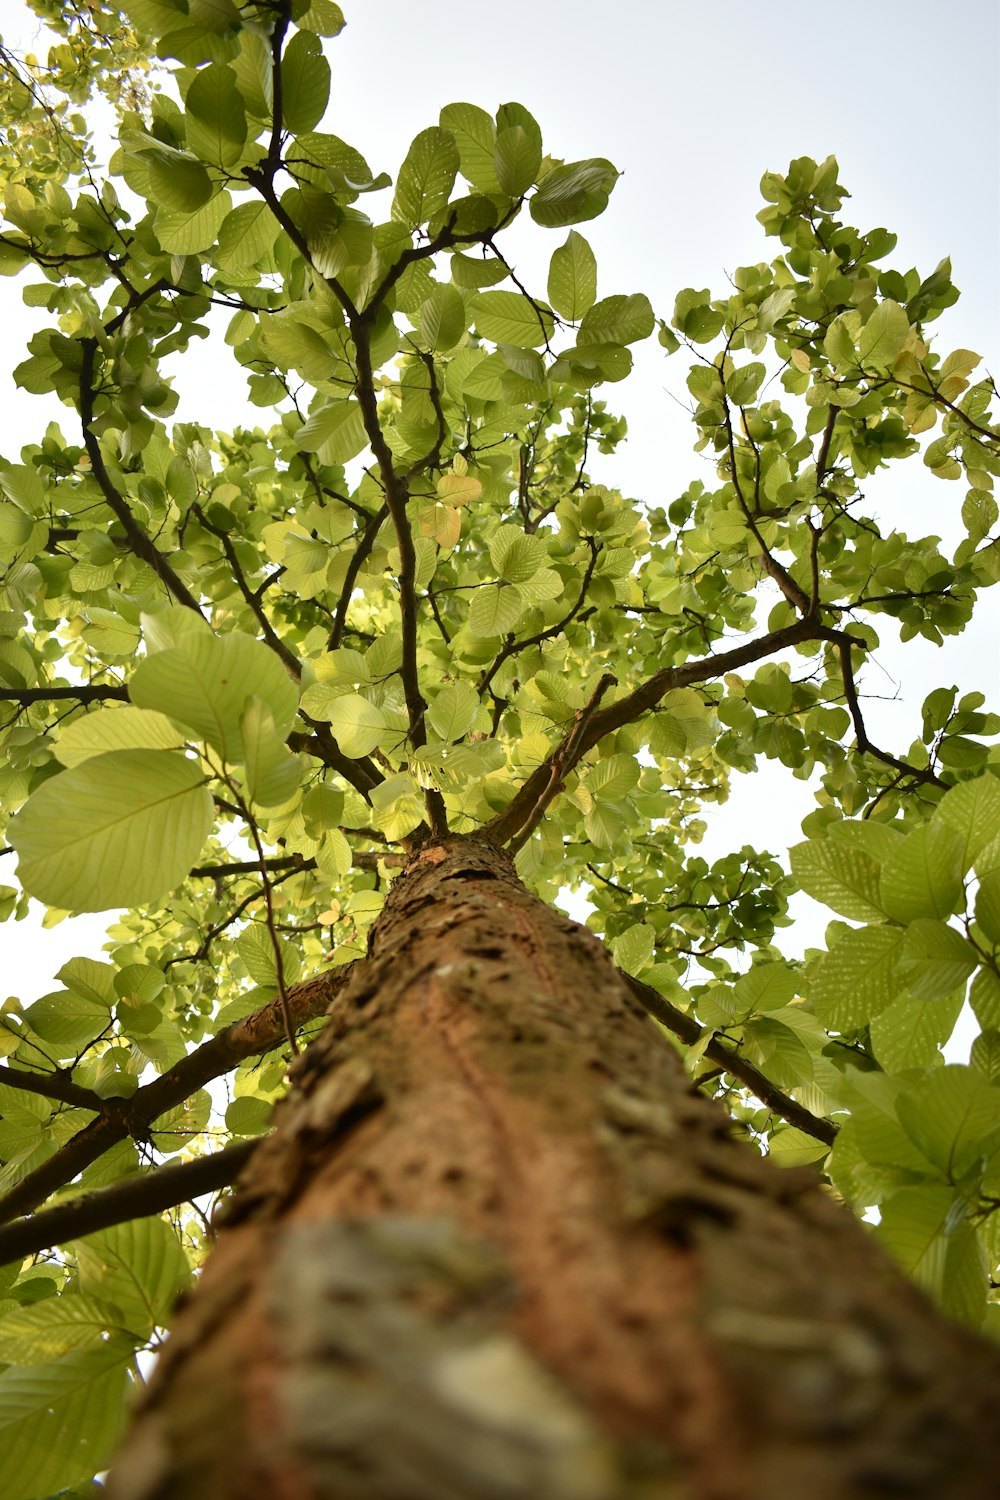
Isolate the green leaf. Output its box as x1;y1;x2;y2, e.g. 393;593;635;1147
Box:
216;200;277;269
10;751;212;913
584;796;630;850
584;754;639;802
611;922;655;975
530;158;618;228
225;1095;272;1136
281;30;331;134
878;821;965;923
55;707;185;767
725;362;766;405
495;124;541;197
439;103;499;193
578;293;654;347
975;871;1000;944
392;126;459;227
155;187;232;254
241;697;302;807
0;1342;133;1500
858;299;910;372
790;837;886;922
72;1217;191;1338
767;1126;829;1167
420;284;466;351
489;525;548;583
547;231;597;321
301;690;387;757
0;1295;126;1364
469;583;523;638
936;774;1000;870
897;1066;1000;1177
185;62;247;168
898;919;978;1002
810;925;906;1031
875;1186;960;1301
869;986;965;1072
296;400;369;464
473;290;553;348
22;989;110;1056
141;145;213;212
234;921;301;988
130;630;299;762
971;967;1000;1029
427;682;479;743
732;964;800;1015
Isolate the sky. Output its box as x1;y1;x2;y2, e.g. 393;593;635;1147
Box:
0;0;998;1002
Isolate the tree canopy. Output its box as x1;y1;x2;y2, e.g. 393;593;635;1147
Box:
0;2;999;1493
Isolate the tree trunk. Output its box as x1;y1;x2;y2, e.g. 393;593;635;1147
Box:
107;838;1000;1500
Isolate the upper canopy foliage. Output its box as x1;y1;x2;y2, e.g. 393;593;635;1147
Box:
0;1;999;1492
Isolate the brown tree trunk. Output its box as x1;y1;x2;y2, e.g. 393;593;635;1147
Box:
108;838;1000;1500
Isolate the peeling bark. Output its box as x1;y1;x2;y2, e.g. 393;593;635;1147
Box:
108;838;1000;1500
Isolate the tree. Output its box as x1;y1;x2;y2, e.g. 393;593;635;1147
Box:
1;0;1000;1494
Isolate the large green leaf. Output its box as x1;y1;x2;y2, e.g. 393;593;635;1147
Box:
281;30;331;134
810;925;906;1031
869;987;965;1072
897;1066;1000;1178
129;629;299;762
185;62;247;168
392;126;459;227
495;123;541;197
578;292;654;346
878;821;964;923
72;1217;192;1339
22;988;110;1056
547;231;597;321
790;837;886;922
469;582;523;637
155;188;232;254
0;1296;127;1364
241;697;302;808
0;1342;133;1500
427;682;479;743
140;144;213;212
299;689;387;757
296;399;369;464
858;299;910;372
54;707;185;767
473;290;554;348
897;919;978;1002
936;774;1000;869
530;158;618;227
10;751;212;912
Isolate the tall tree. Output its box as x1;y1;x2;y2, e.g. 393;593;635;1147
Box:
0;2;999;1496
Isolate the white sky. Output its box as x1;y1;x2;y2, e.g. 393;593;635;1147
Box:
1;0;998;1001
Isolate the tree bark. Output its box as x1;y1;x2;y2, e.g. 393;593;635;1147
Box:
107;838;1000;1500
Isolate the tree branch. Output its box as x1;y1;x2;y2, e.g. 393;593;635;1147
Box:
78;339;205;616
0;966;350;1224
0;684;128;704
0;1064;102;1112
506;673;617;856
327;503;389;651
485;618;837;848
194;507;301;679
624;974;837;1147
0;1140;258;1265
836;637;945;790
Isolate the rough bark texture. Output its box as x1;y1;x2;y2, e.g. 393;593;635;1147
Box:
108;838;1000;1500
